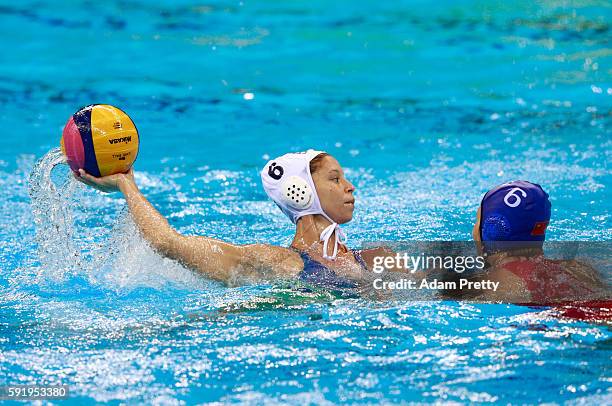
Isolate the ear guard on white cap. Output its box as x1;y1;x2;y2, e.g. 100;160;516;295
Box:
260;149;348;260
282;176;313;210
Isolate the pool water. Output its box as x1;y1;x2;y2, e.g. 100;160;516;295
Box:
1;0;611;403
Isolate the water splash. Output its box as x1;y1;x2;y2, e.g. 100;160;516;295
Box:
28;147;82;283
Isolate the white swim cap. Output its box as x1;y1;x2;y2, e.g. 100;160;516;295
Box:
261;149;346;260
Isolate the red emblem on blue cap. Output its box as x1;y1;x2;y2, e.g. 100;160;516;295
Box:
530;221;549;236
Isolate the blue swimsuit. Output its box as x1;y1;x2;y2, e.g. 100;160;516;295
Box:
295;249;367;290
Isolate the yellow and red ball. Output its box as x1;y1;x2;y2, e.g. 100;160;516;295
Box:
60;104;139;177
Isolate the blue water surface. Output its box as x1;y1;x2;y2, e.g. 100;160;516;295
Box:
0;0;611;404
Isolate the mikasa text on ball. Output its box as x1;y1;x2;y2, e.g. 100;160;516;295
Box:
60;104;139;177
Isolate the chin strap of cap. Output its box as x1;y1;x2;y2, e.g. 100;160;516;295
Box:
320;222;347;260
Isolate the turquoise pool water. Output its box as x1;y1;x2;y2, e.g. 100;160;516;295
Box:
1;0;611;403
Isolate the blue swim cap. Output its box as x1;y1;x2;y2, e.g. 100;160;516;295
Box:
480;180;551;242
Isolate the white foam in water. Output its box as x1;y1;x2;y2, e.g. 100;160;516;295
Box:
27;148;207;292
92;216;209;292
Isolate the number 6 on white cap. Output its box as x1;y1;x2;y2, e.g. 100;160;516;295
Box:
504;187;527;208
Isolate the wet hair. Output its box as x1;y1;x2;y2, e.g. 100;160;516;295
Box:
309;153;330;175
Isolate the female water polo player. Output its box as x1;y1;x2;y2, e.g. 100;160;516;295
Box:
76;150;385;290
463;181;609;304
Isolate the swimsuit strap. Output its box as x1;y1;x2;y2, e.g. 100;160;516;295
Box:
290;246;367;272
291;248;358;290
351;249;368;271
